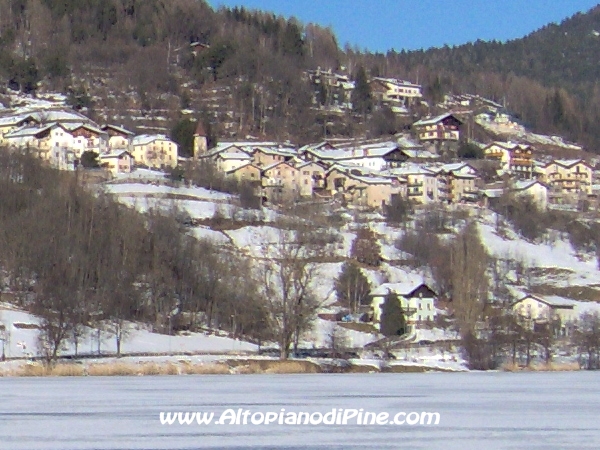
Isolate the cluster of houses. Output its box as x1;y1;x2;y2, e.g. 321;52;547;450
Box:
197;119;594;209
369;276;580;337
305;68;423;113
0;106;180;173
0;104;594;210
365;267;582;337
197;134;484;207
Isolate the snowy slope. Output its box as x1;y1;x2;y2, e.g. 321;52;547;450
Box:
0;305;257;359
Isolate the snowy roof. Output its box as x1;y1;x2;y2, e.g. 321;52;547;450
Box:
132;134;174;146
396;135;425;150
370;280;431;297
298;141;336;153
484;141;530;151
216;141;294;151
401;149;439;160
252;146;297;157
328;164;392;185
296;160;325;169
481;188;503;198
102;124;134;136
224;162;260;174
262;161;299;172
513;180;545;191
0;107;95;128
4;122;54;138
61;122;105;135
308;141;399;161
426;162;475;175
553;159;588;168
371;77;421;88
383;164;435;176
99;150;132;159
514;294;576;309
413;112;461;127
216;151;252;161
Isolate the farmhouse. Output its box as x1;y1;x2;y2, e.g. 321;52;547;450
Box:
370;280;437;333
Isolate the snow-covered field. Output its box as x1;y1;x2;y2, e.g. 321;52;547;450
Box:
1;372;599;449
0;304;257;359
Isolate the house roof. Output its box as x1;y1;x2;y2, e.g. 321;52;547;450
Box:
4;122;55;138
262;161;299;172
513;294;576;309
400;149;439;159
513;180;546;191
132;134;174;146
216;151;252;161
99;150;132;159
382;164;435;177
396;135;424;149
296;160;326;170
298;141;337;153
554;159;589;168
481;188;503;198
101;124;134;136
540;158;589;169
224;162;261;174
194;121;207;136
484;141;531;151
426;162;476;175
252;146;297;158
328;165;393;185
307;141;400;161
61;122;104;135
370;281;434;297
371;77;421;89
413;112;462;127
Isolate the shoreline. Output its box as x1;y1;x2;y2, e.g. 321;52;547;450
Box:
0;357;582;377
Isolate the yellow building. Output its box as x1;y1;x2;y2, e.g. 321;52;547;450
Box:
131;135;178;169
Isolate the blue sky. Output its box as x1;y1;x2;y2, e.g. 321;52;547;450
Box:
210;0;600;52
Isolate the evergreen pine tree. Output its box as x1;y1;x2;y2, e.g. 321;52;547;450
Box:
351;65;372;118
380;292;407;337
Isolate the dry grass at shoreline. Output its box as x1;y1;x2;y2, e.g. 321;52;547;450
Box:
502;361;581;372
227;359;322;374
0;358;466;377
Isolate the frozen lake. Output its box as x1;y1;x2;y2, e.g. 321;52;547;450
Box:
1;372;599;449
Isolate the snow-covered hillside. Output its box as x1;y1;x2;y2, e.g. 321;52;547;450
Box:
0;304;257;360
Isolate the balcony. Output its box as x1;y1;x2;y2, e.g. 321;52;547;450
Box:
407;181;424;188
511;159;533;166
408;190;423;197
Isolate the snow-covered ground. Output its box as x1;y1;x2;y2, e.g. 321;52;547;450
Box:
103;182;234;202
0;304;257;360
2;372;599;449
478;219;600;290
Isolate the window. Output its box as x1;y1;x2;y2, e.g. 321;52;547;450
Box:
303;171;309;175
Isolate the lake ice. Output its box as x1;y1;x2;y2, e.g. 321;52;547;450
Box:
1;372;599;449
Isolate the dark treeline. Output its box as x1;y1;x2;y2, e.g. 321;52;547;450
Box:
0;150;269;361
1;1;600;146
353;5;600;149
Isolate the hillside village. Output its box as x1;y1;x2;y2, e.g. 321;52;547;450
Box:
0;85;595;213
1;84;600;373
